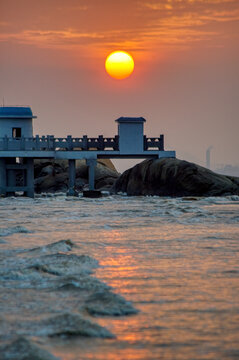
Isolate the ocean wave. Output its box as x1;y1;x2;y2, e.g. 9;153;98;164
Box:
0;226;32;237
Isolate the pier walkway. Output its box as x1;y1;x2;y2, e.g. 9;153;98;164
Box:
0;110;175;197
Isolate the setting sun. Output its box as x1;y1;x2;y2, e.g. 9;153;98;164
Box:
105;51;134;80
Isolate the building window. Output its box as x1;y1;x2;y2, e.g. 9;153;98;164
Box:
12;128;22;138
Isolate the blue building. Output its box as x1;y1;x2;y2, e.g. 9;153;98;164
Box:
0;106;37;138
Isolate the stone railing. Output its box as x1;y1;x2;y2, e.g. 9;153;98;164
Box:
144;135;164;151
0;135;119;151
0;135;164;151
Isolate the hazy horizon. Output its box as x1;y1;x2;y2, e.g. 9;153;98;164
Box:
1;0;238;171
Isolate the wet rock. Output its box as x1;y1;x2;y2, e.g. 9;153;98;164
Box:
34;159;119;194
114;158;239;197
39;165;55;177
40;313;114;338
0;337;59;360
30;253;99;276
34;173;69;193
27;239;75;254
0;252;99;289
85;290;139;316
95;176;118;191
57;275;110;292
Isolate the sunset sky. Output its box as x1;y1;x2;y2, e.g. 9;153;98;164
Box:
0;0;239;170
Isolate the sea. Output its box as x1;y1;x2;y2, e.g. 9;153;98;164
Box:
0;194;239;360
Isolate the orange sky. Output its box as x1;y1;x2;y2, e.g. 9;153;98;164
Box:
0;0;239;170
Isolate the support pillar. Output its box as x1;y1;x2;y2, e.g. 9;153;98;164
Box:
7;158;16;196
0;159;6;196
86;158;97;191
26;158;34;198
67;159;78;196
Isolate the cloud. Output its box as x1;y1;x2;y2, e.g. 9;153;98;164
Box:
0;29;105;48
145;3;173;10
0;0;238;54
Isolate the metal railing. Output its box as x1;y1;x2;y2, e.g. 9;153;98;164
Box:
0;134;164;151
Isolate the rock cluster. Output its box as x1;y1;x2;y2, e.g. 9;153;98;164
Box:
0;337;59;360
34;159;119;194
114;158;239;197
0;239;139;342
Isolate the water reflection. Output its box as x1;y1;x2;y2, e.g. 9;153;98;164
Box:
0;196;239;359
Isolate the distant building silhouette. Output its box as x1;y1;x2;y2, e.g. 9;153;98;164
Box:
206;146;213;169
215;165;239;177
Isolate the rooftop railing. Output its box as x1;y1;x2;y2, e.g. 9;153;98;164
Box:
0;134;164;151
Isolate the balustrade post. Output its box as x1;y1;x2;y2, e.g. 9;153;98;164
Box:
114;135;119;151
51;136;55;150
35;135;40;150
82;135;88;150
67;135;73;150
41;136;46;150
98;135;104;150
160;134;164;151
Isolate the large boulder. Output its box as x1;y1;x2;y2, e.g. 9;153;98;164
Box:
34;159;119;193
114;158;239;197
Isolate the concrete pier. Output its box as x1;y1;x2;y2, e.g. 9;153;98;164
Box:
25;158;34;198
7;159;16;197
0;159;6;196
67;159;78;196
86;158;97;191
0;109;176;198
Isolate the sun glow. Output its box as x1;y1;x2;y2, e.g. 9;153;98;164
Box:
105;51;134;80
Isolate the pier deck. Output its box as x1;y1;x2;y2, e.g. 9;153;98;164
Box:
0;114;176;197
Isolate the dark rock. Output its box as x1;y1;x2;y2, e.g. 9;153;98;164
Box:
27;239;75;254
85;290;139;316
0;337;59;360
114;158;239;197
95;176;117;191
41;313;114;338
34;173;69;193
34;159;119;194
38;165;55;177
